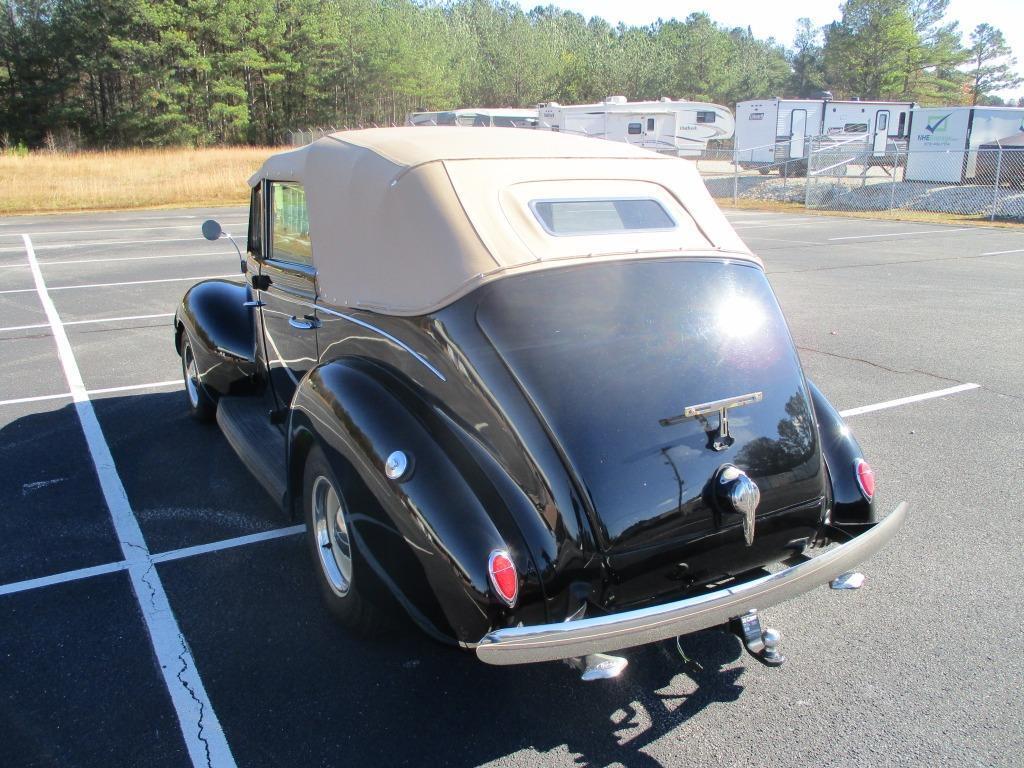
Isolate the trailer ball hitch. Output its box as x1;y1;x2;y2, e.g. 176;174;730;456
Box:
731;609;785;667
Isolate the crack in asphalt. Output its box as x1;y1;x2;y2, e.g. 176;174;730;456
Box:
134;557;214;768
177;637;213;768
796;345;964;384
798;346;1024;401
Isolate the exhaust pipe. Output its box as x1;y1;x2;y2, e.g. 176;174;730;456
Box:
565;653;629;681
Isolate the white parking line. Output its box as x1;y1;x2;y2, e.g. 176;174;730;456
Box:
0;526;305;597
748;236;825;246
839;382;980;418
0;251;235;269
148;525;306;564
0;380;180;407
0;560;129;596
0;235;204;253
733;219;825;229
828;227;974;241
0;312;175;333
0;274;236;294
14;221;247;237
0;379;986;597
980;248;1024;256
20;234;235;768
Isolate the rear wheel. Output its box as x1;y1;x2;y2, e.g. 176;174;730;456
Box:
303;446;390;635
180;337;216;421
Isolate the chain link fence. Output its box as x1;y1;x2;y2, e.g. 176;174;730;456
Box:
698;135;1024;222
285;125;403;146
284;124;1022;222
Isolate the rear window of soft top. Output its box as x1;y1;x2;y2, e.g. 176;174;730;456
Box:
530;198;675;236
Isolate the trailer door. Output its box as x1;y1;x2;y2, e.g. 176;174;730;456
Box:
790;109;807;158
873;111;890;155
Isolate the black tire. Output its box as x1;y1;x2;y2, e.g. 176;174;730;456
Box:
302;445;390;636
758;167;771;176
180;337;216;422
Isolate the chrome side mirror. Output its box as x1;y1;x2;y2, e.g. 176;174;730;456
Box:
201;218;244;273
201;219;223;241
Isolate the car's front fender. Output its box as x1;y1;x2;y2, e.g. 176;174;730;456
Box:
174;279;257;396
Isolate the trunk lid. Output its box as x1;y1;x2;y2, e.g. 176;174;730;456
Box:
476;258;824;574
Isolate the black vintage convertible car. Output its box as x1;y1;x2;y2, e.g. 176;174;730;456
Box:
175;128;906;680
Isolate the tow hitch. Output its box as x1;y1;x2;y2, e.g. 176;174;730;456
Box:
731;610;785;667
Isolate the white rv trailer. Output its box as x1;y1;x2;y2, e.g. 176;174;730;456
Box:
406;108;538;128
904;105;1024;183
735;98;916;172
536;96;734;157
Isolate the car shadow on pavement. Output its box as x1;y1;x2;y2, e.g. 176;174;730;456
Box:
301;624;749;768
408;631;746;768
2;393;750;768
0;392;289;581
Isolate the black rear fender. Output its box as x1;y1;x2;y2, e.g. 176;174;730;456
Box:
808;380;876;529
288;358;545;644
174;279;257;397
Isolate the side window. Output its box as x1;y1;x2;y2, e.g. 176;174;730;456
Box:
270;181;312;266
696;111;716;124
247;184;263;256
646;118;655;130
897;112;906;135
627;122;642;135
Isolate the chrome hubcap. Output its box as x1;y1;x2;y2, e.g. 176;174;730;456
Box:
312;475;353;597
184;347;200;408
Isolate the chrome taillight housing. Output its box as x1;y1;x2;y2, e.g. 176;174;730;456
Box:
855;458;875;500
487;550;518;607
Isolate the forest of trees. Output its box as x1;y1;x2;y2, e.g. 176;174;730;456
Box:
1;0;1020;148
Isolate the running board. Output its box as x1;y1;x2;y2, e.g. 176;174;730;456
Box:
216;396;288;510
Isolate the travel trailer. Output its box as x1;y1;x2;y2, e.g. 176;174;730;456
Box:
904;106;1024;184
537;96;735;157
735;98;916;173
406;108;538;128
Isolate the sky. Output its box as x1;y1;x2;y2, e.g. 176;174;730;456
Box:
514;0;1023;101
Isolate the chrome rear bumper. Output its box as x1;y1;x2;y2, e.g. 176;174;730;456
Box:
476;501;908;665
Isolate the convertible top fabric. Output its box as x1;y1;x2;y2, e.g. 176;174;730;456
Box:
248;127;755;316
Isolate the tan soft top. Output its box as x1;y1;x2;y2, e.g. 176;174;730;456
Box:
249;127;753;316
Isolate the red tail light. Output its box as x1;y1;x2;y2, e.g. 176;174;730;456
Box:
855;459;875;500
488;550;518;607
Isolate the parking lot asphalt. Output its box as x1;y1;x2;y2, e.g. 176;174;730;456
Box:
1;205;1021;768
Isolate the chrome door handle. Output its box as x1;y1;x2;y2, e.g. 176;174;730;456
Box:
243;300;264;308
288;315;320;330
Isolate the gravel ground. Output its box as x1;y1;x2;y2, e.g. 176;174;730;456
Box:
702;173;1024;220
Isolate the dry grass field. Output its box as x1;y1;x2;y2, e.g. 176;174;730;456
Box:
0;146;272;214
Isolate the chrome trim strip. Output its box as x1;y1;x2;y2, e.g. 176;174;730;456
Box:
476;501;908;665
683;391;763;417
313;304;447;382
